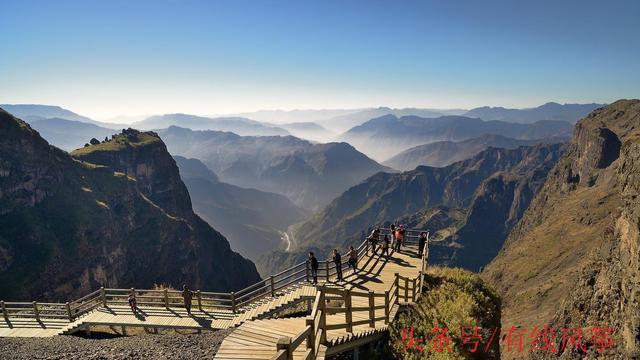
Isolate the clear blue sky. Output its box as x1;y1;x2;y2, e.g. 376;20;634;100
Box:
1;0;638;119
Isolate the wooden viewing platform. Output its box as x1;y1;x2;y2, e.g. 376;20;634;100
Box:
1;228;429;359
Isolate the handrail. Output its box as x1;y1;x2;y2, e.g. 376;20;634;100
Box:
1;225;429;334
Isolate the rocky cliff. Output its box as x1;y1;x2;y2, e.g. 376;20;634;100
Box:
259;144;564;274
0;111;260;301
483;100;640;357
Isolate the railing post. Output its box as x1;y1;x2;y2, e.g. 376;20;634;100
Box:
394;273;400;301
32;301;40;322
345;288;353;333
66;302;73;321
231;292;236;314
306;317;315;354
1;300;7;322
277;337;294;360
305;262;310;283
163;288;169;309
404;277;409;302
412;278;417;302
100;286;107;307
270;276;275;297
368;291;375;327
384;291;390;324
325;261;330;282
197;290;202;311
318;288;327;344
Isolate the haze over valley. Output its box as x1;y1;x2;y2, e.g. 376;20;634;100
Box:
2;0;639;357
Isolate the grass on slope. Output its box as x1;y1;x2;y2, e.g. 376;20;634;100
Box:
388;267;501;359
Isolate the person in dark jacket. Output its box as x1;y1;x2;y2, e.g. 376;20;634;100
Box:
418;232;427;257
128;290;138;314
347;246;358;272
182;285;193;315
382;234;390;257
332;249;343;282
308;252;319;284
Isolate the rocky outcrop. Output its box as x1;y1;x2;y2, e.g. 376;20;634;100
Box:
483;100;640;357
72;129;193;219
0;110;261;301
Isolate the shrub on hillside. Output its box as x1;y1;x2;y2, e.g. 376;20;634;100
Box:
388;267;501;359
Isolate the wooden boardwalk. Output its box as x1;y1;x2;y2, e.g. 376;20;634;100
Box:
0;228;428;359
0;283;317;337
215;243;425;359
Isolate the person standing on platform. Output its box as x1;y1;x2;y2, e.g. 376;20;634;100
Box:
332;249;343;282
308;252;319;284
182;285;194;315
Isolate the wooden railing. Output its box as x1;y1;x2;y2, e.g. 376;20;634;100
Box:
0;226;428;326
270;230;430;360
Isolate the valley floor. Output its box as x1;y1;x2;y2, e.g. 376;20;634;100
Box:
0;329;233;360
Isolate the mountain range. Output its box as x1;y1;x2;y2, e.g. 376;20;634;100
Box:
276;122;335;143
258;143;565;275
28;117;117;151
482;100;640;356
0;108;260;301
464;102;604;124
0;104;121;128
133;114;290;136
230;107;467;133
157;126;390;211
339;114;573;161
174;155;308;268
383;133;568;170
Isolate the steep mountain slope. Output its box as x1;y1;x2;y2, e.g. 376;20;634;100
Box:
384;134;565;170
173;156;308;266
465;102;604;124
134;114;289;136
482;100;640;357
28;117;116;151
340;114;572;160
0;110;260;301
259;144;564;274
157;126;389;210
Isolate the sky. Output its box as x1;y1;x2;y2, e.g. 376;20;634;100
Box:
1;0;639;120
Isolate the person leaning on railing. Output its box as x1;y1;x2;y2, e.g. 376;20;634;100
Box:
348;246;358;272
367;227;381;255
418;232;427;257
